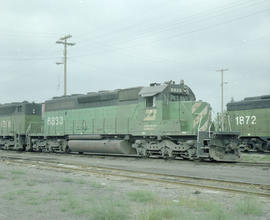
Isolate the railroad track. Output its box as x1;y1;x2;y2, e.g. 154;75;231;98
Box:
242;151;270;155
235;161;270;167
1;150;270;168
75;153;270;167
1;154;270;198
53;151;270;167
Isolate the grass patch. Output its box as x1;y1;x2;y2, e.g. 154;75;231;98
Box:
138;204;199;220
260;156;270;161
127;190;156;203
58;189;89;215
137;197;233;220
235;197;263;216
205;206;231;220
2;192;16;201
0;173;5;179
241;154;270;162
26;196;42;206
12;181;21;186
176;196;233;219
42;191;64;202
138;205;181;220
61;195;82;212
62;177;73;183
177;196;219;212
11;170;25;175
57;189;73;197
90;181;106;189
26;180;36;187
91;200;129;220
2;189;39;202
78;179;86;184
16;189;28;196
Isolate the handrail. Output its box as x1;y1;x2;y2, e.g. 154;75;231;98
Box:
208;121;213;138
196;114;203;157
26;123;32;135
197;114;203;141
227;115;232;131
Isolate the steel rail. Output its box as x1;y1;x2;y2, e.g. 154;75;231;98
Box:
235;161;270;167
1;150;270;167
64;152;270;167
20;151;270;167
242;151;270;155
49;152;270;167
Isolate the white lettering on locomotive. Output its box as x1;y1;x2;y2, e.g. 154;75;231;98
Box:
47;116;64;126
235;115;256;125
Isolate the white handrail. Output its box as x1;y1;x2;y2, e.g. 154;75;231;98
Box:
227;115;232;131
208;121;213;138
26;123;32;134
196;114;203;157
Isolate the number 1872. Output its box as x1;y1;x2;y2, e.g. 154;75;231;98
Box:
235;115;256;125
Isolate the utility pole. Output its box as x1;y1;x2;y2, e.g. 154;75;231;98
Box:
216;68;228;131
56;35;75;96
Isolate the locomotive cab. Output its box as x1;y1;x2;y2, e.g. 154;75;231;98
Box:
168;80;196;102
137;80;201;134
140;80;195;102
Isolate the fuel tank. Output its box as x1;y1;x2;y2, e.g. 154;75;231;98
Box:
68;140;136;154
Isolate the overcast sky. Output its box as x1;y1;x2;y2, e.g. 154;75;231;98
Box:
0;0;269;113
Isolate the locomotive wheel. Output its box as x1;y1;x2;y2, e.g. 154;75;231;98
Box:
209;146;240;162
65;146;71;153
161;146;172;159
209;146;225;161
143;150;150;158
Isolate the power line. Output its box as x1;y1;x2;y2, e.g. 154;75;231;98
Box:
1;1;268;62
71;1;269;57
0;56;62;62
68;8;270;60
75;0;268;47
1;7;268;64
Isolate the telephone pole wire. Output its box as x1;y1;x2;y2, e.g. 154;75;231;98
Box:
216;68;229;131
56;35;75;96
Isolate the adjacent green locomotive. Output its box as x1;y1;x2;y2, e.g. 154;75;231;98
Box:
225;95;270;152
25;80;239;161
0;102;42;150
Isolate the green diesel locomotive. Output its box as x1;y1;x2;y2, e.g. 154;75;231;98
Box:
225;95;270;152
0;102;42;150
1;80;240;161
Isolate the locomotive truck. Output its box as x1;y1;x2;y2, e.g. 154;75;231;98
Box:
0;80;240;161
224;95;270;152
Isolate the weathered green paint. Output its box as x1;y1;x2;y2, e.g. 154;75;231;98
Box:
0;81;240;161
225;108;270;137
0;114;41;135
44;99;211;137
0;102;42;150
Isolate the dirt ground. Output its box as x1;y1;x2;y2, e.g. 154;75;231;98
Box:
0;159;270;220
1;150;270;185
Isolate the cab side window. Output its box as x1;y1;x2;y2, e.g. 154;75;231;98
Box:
146;96;155;107
17;106;22;112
